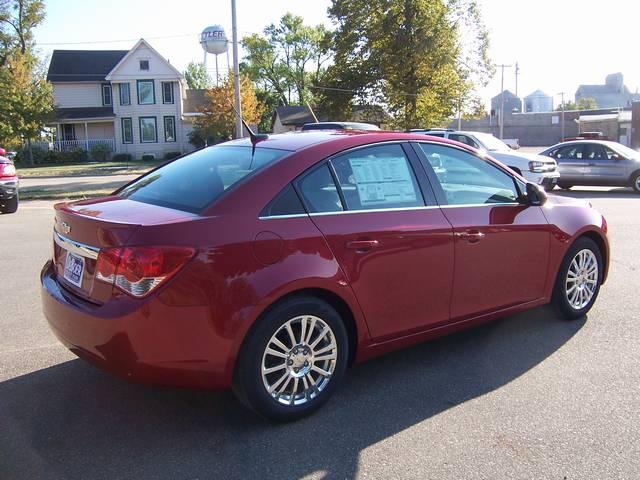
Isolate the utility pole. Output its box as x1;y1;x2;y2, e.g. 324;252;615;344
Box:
558;91;566;141
231;0;243;138
515;62;519;97
497;64;512;139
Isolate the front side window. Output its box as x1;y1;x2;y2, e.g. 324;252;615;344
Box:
297;164;344;214
552;145;583;160
330;144;424;211
418;143;519;205
119;83;130;106
137;80;155;105
102;84;112;106
139;117;157;143
162;82;174;104
121;118;133;144
164;116;176;142
119;146;290;213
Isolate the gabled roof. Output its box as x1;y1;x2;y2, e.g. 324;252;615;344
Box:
105;38;183;80
55;107;115;120
275;105;323;126
183;89;208;113
47;50;128;82
491;89;520;101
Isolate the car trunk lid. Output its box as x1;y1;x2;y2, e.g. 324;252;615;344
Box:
52;196;196;303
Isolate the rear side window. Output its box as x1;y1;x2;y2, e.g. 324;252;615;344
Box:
261;184;305;217
118;146;290;213
330;144;424;210
297;164;344;213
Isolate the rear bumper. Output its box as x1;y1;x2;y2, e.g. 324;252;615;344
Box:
40;260;233;389
0;178;18;199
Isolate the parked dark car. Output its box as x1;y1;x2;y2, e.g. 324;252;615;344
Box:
301;121;381;131
540;140;640;192
41;131;609;421
0;151;19;214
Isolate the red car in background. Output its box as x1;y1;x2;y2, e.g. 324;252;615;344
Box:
0;147;19;214
41;131;609;421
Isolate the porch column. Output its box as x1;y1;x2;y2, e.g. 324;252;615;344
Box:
55;123;60;150
84;122;89;151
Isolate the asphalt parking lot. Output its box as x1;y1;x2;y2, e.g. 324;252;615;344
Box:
1;188;639;480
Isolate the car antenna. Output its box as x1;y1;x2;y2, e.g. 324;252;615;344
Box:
226;99;268;168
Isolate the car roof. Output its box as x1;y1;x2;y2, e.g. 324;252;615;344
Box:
220;130;465;152
550;139;621;148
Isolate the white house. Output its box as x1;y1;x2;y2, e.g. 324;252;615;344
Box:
47;39;206;159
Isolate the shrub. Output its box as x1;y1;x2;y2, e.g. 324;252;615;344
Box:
90;143;112;162
112;153;133;163
141;153;156;162
164;151;181;160
15;146;48;165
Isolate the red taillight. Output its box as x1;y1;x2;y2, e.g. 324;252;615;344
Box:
96;246;195;298
0;163;16;178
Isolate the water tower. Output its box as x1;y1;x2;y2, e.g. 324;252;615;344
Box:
200;25;229;86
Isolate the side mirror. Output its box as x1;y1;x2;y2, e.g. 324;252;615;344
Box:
524;182;548;206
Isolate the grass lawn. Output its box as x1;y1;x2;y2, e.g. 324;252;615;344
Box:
16;159;165;178
20;188;115;201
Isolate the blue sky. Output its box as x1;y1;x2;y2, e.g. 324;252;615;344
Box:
35;0;640;106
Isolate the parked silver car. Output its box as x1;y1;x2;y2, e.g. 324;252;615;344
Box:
540;141;640;193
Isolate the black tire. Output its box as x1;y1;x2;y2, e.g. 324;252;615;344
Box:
543;183;555;193
0;195;18;214
551;237;603;320
232;295;349;422
557;183;573;190
631;172;640;194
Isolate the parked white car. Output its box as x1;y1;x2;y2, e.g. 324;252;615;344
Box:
414;130;560;191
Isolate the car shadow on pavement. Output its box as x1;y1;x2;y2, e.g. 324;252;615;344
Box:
0;307;584;480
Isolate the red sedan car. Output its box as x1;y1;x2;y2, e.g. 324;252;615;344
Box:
41;131;609;421
0;149;19;214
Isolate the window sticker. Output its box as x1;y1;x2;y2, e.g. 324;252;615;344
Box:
348;156;417;206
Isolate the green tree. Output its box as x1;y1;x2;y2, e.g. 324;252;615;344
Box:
577;97;598;110
242;13;331;106
0;53;54;164
184;61;212;89
0;0;52;164
321;0;493;130
0;0;45;65
556;100;578;111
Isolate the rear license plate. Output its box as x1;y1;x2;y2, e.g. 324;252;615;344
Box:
63;252;85;288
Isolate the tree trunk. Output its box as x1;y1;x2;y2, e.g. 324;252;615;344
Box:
26;138;33;166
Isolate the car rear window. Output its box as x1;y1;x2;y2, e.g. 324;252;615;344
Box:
118;145;291;213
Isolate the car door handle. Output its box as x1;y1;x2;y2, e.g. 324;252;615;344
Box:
346;239;379;251
456;231;485;243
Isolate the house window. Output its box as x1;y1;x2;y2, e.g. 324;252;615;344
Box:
139;117;157;143
139;59;149;71
102;84;112;106
119;83;130;106
164;116;176;142
121;118;133;144
162;82;174;104
61;124;75;141
137;80;155;105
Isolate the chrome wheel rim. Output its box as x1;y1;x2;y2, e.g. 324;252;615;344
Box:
261;315;337;406
565;249;598;310
635;176;640;191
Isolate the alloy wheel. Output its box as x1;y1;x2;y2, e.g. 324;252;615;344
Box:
565;249;599;310
261;315;338;406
